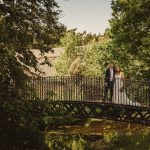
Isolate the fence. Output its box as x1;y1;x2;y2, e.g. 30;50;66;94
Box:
27;76;150;107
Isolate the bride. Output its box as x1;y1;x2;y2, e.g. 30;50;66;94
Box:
112;66;140;106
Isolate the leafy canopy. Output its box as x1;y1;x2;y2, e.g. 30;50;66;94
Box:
109;0;150;79
54;30;112;76
0;0;64;96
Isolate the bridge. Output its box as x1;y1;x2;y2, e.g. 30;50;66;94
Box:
27;76;150;125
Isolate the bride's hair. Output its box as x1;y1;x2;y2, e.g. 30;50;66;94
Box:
115;66;122;74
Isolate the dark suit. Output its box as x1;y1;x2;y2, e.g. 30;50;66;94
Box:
104;68;115;101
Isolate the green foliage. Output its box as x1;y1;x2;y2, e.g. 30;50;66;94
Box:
44;129;150;150
45;117;88;130
54;53;72;75
61;30;83;59
54;30;85;75
54;30;112;76
0;1;65;147
109;0;150;79
0;97;90;149
0;0;64;98
45;134;85;150
109;132;150;150
68;58;86;76
0;98;65;149
61;29;102;47
82;41;113;76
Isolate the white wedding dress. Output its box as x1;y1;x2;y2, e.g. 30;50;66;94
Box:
112;74;140;106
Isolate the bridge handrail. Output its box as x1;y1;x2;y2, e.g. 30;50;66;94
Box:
24;76;150;108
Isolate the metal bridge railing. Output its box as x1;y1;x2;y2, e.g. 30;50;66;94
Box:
27;76;150;108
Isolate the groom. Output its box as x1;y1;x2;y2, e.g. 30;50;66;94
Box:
104;62;115;102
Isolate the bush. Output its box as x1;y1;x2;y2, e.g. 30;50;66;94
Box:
0;98;64;149
109;132;150;150
45;134;85;150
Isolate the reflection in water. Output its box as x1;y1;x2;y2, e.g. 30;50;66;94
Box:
46;119;150;150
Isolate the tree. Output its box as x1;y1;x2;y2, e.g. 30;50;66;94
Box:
61;30;83;59
68;57;85;76
54;30;84;75
54;29;113;76
0;0;64;97
0;1;66;148
83;41;113;76
109;0;150;79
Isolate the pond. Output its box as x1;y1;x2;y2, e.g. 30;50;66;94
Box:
45;119;150;150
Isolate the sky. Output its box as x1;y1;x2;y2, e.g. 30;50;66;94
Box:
56;0;112;35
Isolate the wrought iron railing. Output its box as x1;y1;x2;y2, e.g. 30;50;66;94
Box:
27;76;150;108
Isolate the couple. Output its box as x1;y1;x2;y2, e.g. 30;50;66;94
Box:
104;62;140;106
